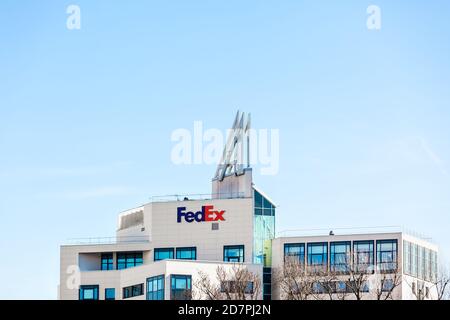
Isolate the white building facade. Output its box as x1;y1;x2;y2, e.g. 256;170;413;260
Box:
60;168;274;301
59;113;439;301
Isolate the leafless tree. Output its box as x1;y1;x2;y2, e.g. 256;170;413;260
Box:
371;270;403;300
275;252;402;300
194;264;262;300
273;259;314;300
433;264;450;300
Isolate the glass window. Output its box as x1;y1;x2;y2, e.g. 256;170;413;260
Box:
411;244;418;277
105;288;115;300
353;241;374;272
117;252;143;270
424;248;431;282
221;281;254;294
101;253;114;271
430;250;438;282
254;191;263;209
312;282;325;294
382;279;394;292
403;241;411;275
336;281;347;293
284;243;305;264
147;275;165;300
79;285;99;300
170;275;192;300
154;248;174;261
176;247;197;260
123;284;144;299
377;239;398;272
307;242;328;273
224;245;244;262
254;190;275;216
330;241;351;273
253;189;275;267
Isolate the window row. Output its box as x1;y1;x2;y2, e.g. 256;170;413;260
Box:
154;245;246;263
306;279;395;294
79;275;192;301
284;239;398;273
100;252;143;271
154;247;197;261
403;241;437;282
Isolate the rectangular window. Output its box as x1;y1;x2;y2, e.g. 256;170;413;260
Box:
353;240;374;272
284;243;305;265
403;241;411;275
176;247;197;260
224;245;244;263
411;244;418;277
154;248;174;261
101;253;114;271
377;239;398;272
117;252;143;270
330;241;351;273
170;275;192;300
424;248;431;282
335;281;347;293
418;247;425;280
312;282;325;294
307;242;328;273
105;288;115;300
431;250;438;282
79;285;99;300
221;281;254;294
123;284;144;299
382;279;394;292
146;275;165;300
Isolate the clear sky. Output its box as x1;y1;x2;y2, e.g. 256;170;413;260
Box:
1;0;450;299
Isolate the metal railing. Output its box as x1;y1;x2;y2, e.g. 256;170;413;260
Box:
66;236;150;245
277;225;434;243
150;192;246;202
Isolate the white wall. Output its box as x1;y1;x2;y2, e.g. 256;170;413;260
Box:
145;198;254;263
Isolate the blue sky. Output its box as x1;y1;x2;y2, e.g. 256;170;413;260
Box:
1;1;450;299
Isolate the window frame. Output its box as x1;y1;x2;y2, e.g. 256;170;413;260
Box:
330;241;351;274
154;248;175;262
307;242;328;273
170;275;192;300
104;288;115;300
101;253;114;271
353;240;375;273
176;247;197;260
146;275;165;300
116;252;143;270
284;243;305;265
122;283;144;299
223;245;245;263
79;285;99;301
376;239;398;273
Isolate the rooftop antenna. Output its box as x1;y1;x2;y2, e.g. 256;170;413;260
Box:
213;111;251;181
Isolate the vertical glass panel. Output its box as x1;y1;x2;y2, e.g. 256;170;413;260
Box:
170;275;192;300
330;241;351;273
79;285;99;300
176;247;197;260
353;241;374;272
224;245;244;262
377;240;397;272
105;288;115;300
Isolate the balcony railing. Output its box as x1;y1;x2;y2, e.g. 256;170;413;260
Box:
66;236;150;245
150;192;247;203
277;226;434;243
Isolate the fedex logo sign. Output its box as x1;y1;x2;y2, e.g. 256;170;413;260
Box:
177;205;226;223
